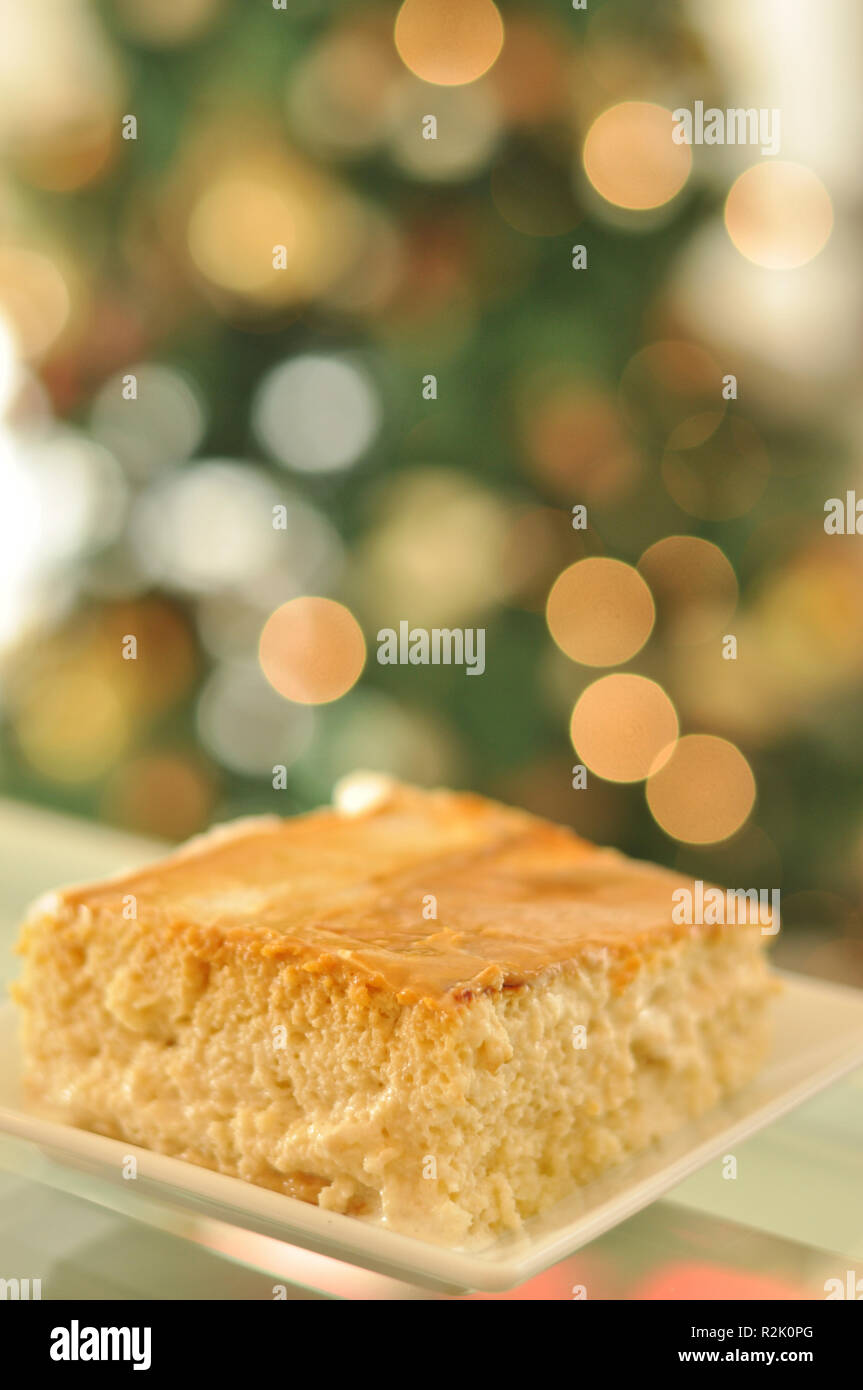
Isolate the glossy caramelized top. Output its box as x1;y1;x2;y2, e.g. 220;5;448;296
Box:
50;781;733;1003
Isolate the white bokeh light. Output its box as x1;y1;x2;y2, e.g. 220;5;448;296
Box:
195;491;344;658
387;78;501;182
252;354;381;474
90;363;206;479
242;490;344;602
299;688;460;789
197;660;315;776
20;430;128;558
132;460;283;594
0;430;42;646
0;316;17;417
0;425;127;649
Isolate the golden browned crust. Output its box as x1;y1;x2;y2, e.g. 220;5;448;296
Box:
20;781;760;1007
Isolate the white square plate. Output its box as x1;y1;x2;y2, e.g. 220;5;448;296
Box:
2;971;863;1293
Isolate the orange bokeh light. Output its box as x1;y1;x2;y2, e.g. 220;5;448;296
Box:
725;161;833;270
583;102;691;211
547;558;655;667
646;734;756;844
0;247;71;358
259;597;366;705
570;674;678;783
394;0;504;87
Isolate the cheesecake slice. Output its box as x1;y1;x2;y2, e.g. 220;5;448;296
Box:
13;776;776;1246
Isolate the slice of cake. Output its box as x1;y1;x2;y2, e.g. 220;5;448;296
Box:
13;776;776;1246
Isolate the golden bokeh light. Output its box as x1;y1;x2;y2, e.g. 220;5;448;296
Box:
5;601;198;787
352;468;514;628
15;669;129;784
0;248;70;358
105;600;199;714
570;674;678;783
394;0;504;87
725;161;833;270
646;734;756;844
186;158;358;309
583;102;691;211
188;176;301;298
547;558;655;666
757;546;863;691
638;536;738;645
666;542;863;739
259;597;366;705
18;116;115;192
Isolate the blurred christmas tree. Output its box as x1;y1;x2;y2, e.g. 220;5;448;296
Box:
0;0;859;975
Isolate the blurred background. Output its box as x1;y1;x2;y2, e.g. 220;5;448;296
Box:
0;0;861;983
